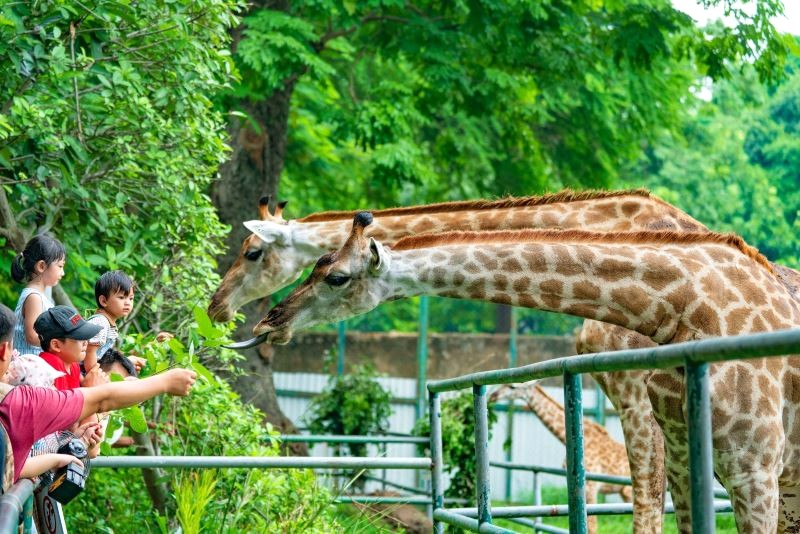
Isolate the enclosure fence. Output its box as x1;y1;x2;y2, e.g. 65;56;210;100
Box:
426;327;800;533
3;328;800;533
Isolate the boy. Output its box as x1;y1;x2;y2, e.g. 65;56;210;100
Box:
85;271;146;377
0;303;195;489
34;306;106;390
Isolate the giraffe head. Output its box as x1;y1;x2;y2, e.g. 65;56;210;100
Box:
250;212;392;345
207;196;301;322
488;383;532;404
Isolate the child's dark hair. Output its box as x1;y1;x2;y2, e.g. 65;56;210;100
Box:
98;348;138;377
0;304;16;344
11;234;66;283
95;270;135;307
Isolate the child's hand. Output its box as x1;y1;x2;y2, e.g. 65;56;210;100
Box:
82;366;109;387
129;355;148;372
53;454;84;470
77;421;103;447
163;369;196;396
156;331;174;343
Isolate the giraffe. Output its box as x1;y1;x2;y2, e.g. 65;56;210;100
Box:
211;191;800;532
250;214;800;533
490;382;632;534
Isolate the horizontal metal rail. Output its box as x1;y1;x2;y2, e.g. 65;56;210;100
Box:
92;455;431;470
490;461;632;486
279;434;428;444
0;479;33;534
446;500;734;518
428;328;800;392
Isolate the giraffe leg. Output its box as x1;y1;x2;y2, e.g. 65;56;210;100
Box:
713;450;780;533
594;370;665;534
779;485;800;533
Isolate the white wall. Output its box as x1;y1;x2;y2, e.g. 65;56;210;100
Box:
275;372;623;501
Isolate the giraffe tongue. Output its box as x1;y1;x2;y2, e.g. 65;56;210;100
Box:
223;333;270;350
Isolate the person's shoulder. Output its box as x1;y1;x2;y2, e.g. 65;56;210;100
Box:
87;314;110;329
39;352;67;371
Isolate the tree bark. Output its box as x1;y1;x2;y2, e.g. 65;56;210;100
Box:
211;81;306;453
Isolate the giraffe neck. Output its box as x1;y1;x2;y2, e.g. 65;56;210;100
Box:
518;385;614;446
288;192;707;254
379;233;791;344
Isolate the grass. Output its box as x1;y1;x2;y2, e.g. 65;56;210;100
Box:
332;504;407;533
493;486;738;533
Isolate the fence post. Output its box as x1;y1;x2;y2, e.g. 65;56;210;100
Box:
429;391;444;534
474;384;493;526
504;307;517;501
416;296;430;421
563;372;587;534
336;321;346;375
686;360;715;533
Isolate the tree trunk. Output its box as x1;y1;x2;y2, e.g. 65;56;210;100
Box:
211;82;306;454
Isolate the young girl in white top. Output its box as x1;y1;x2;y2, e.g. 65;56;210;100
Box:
11;234;66;356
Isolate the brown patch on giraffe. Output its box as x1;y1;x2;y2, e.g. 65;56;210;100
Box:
564;303;599;319
466;280;487;300
452;272;466;286
554;248;585;277
474;251;499;270
518;294;539;308
611;286;652;316
390;228;775;275
601;308;630;327
493;274;509;291
640;254;683;290
751;315;767;332
299;189;654;222
492;292;513;305
431;251;448;263
583;208;608;225
496;257;521;273
621;201;640;217
512;278;530;293
464;262;481;274
573;281;601;301
726;307;753;333
539;280;563;309
523;248;549;273
730;418;754;435
598;258;638;282
431;267;448;288
689;302;721;336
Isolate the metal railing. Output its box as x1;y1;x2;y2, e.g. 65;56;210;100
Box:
427;328;800;533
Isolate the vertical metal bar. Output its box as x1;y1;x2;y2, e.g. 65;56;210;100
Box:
336;321;346;375
416;296;430;421
22;494;32;534
686;360;715;533
563;372;587;534
504;307;517;502
533;471;542;527
430;392;444;534
474;384;493;526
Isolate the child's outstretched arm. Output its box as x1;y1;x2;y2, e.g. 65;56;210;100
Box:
20;454;84;479
78;368;196;420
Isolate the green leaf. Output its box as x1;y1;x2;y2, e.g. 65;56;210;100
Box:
121;405;147;433
191;361;214;383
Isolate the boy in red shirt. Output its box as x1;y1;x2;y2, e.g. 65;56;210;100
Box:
34;306;106;390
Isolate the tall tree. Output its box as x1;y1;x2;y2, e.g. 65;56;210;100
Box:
214;0;792;427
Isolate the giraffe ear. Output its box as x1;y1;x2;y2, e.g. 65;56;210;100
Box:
368;238;390;275
243;220;291;246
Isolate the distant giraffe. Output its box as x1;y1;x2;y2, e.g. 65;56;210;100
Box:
253;214;800;532
491;383;631;534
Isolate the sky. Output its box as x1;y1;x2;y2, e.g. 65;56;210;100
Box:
672;0;799;35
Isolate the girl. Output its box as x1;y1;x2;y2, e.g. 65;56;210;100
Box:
10;234;66;356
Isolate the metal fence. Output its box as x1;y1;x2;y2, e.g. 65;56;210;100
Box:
426;327;800;533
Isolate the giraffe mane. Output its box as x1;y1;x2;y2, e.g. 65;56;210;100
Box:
296;189;653;222
392;229;775;274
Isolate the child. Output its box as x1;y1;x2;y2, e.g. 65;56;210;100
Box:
10;234;66;356
34;306;106;390
85;270;146;377
0;303;196;489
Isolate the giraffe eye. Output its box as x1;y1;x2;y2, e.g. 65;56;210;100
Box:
324;273;350;287
244;249;263;261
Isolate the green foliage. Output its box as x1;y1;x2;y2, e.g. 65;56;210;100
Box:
413;392;498;500
68;308;341;533
620;38;800;269
305;362;392;458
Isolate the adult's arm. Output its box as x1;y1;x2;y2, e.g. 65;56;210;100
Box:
78;368;196;420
